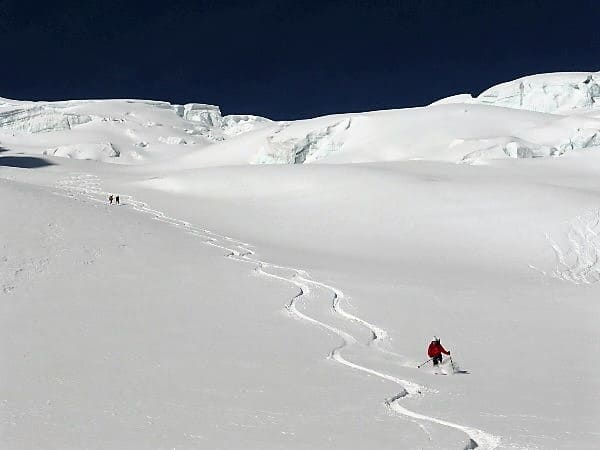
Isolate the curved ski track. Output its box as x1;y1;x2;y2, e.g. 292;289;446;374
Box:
55;173;501;450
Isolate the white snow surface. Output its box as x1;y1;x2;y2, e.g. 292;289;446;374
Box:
1;72;599;449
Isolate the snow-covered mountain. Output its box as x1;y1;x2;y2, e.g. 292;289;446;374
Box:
1;71;599;166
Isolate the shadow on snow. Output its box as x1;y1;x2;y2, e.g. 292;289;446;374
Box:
0;146;55;168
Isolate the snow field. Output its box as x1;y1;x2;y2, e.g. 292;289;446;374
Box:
53;171;499;449
132;158;599;449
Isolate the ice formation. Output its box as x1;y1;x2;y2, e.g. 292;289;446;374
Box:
478;72;600;113
173;104;272;141
434;71;600;114
0;98;271;162
254;119;351;164
172;103;222;127
0;104;92;133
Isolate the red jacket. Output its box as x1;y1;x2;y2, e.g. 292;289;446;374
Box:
428;341;449;357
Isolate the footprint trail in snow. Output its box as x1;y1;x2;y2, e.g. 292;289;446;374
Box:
55;173;501;450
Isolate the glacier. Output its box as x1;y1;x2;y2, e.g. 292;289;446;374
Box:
2;71;599;166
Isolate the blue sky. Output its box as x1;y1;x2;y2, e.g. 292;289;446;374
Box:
2;0;598;119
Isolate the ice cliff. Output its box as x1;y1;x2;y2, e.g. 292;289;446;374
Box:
433;71;600;114
0;98;271;162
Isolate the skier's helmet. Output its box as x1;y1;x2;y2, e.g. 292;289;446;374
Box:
433;336;440;343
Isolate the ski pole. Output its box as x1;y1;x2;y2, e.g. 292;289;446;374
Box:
449;355;457;371
417;358;433;368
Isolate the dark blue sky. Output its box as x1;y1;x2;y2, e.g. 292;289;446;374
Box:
2;0;599;119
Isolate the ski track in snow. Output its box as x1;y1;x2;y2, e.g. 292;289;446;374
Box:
546;209;600;284
55;173;501;450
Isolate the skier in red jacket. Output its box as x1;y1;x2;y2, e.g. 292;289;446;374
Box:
428;337;450;366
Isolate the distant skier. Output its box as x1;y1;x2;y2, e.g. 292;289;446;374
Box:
115;195;120;205
108;194;113;205
428;336;450;366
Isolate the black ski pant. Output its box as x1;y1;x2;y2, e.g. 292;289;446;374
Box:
432;354;443;366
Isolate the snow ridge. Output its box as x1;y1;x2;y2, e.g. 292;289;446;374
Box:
55;173;500;450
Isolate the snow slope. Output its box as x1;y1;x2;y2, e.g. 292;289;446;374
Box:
2;72;600;449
